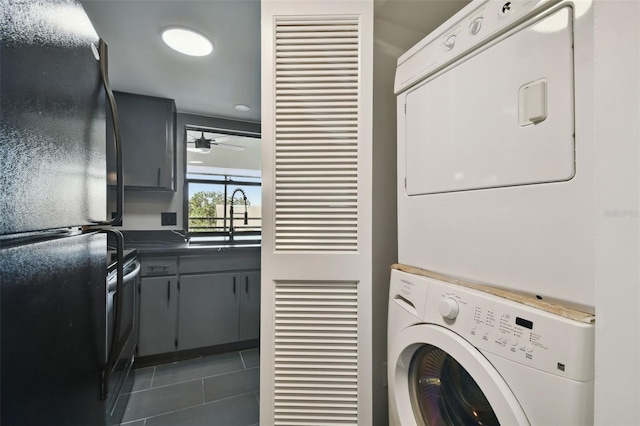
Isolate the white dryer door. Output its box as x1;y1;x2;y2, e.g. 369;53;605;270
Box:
389;324;529;426
404;6;574;195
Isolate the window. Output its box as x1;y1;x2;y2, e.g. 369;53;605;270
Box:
185;128;261;242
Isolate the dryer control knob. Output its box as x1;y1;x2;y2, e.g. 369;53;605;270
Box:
439;298;459;320
444;35;456;51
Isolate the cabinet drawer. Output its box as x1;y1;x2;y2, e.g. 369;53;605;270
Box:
140;256;178;277
179;251;260;274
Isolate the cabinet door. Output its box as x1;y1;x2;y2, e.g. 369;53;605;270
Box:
178;273;240;351
107;91;176;191
239;271;261;341
138;277;178;356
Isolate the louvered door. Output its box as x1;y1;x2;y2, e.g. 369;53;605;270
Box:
274;17;360;252
274;281;359;424
262;2;374;425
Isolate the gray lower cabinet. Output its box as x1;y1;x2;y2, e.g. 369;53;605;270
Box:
137;250;260;357
138;276;178;356
239;271;260;341
178;273;240;351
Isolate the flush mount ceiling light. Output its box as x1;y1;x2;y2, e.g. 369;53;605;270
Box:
161;28;213;57
235;104;250;112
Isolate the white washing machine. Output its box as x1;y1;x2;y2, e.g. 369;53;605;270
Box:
388;269;595;425
395;0;595;313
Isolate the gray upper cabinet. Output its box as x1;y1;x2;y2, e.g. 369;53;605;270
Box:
107;91;176;191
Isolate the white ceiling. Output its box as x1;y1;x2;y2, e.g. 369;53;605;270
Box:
185;130;261;173
375;0;469;34
80;0;261;122
80;0;468;125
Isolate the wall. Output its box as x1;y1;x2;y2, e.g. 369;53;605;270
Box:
371;15;428;425
108;113;259;230
371;2;468;423
593;0;640;423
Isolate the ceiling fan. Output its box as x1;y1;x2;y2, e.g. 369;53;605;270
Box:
187;131;245;153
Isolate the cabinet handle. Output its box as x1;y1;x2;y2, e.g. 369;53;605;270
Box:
245;276;249;293
157;167;161;186
149;265;169;272
233;276;236;294
167;280;170;301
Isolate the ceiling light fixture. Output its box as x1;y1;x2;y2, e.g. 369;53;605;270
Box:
235;104;250;112
161;28;213;57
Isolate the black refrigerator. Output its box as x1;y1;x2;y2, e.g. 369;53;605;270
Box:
0;1;130;425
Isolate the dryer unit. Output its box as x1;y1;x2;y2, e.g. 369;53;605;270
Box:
387;269;595;426
395;0;595;313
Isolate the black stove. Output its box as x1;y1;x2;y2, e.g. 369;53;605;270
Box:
107;248;137;273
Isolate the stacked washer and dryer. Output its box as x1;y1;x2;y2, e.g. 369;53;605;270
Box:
388;0;597;424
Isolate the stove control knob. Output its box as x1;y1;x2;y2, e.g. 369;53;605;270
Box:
439;298;460;320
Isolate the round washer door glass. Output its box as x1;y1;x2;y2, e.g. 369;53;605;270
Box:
409;344;499;425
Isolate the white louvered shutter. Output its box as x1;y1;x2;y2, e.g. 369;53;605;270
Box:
274;17;360;252
262;3;373;425
274;281;359;425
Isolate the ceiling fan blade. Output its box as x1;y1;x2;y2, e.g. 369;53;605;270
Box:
213;135;234;141
212;142;245;151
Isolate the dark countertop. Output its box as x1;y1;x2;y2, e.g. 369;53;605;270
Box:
118;230;260;256
128;242;261;256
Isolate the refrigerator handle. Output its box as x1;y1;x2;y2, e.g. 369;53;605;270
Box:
97;39;123;226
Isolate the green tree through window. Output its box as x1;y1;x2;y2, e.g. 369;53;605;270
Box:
188;191;223;232
188;190;252;233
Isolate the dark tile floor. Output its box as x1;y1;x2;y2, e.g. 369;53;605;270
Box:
119;349;260;426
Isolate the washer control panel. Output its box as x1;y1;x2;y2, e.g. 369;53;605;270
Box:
393;270;595;382
395;0;562;93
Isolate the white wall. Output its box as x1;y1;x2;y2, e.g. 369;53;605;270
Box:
371;14;430;425
371;3;468;423
593;1;640;423
108;112;259;230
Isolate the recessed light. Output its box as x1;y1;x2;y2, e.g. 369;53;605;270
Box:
189;160;203;164
162;28;213;57
235;104;250;112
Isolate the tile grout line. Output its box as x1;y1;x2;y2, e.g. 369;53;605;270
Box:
132;366;252;392
133;391;259;424
150;366;156;388
240;350;246;369
124;352;260;425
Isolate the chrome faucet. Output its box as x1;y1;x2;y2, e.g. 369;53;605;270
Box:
229;188;248;240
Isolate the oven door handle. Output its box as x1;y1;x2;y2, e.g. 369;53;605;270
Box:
99;228;124;400
108;260;141;293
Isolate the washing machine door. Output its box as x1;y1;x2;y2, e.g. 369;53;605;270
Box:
389;324;529;426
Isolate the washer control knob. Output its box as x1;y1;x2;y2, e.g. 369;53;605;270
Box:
439;298;460;320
